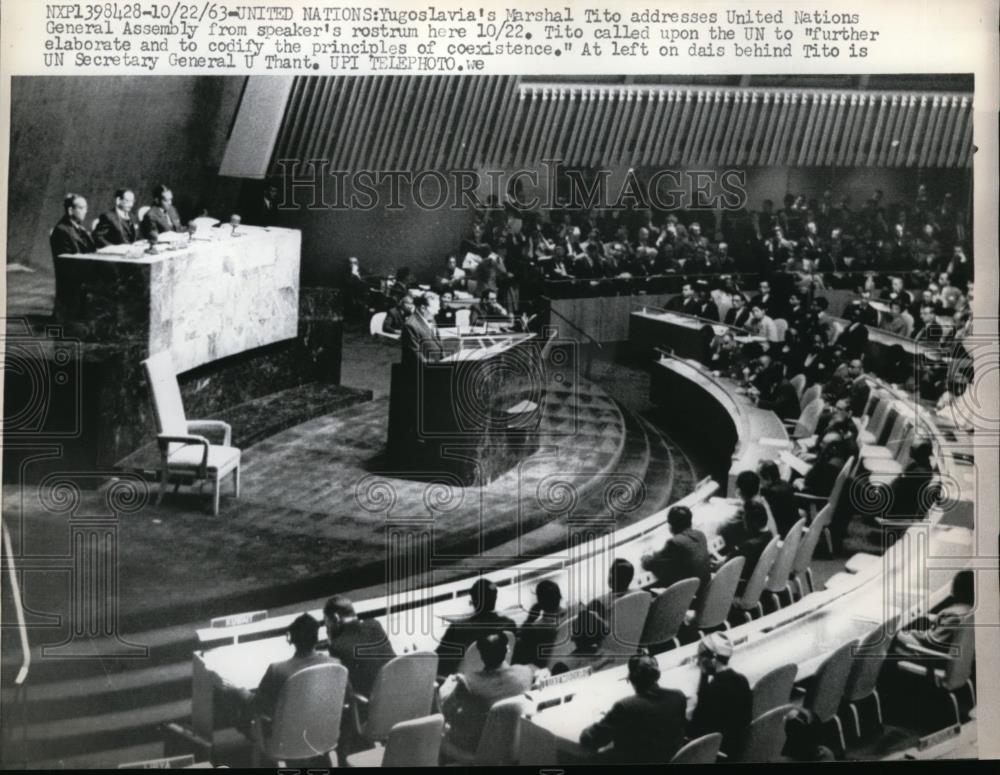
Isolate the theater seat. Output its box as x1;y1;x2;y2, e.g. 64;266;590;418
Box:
670;733;723;764
345;714;444;768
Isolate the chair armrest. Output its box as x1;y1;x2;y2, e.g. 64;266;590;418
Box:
157;434;210;477
188;420;232;446
898;640;953;660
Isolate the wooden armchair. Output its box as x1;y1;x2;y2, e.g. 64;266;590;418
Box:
142;351;241;516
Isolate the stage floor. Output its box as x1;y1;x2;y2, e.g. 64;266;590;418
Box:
4;376;695;632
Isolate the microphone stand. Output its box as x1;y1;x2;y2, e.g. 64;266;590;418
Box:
542;296;602;380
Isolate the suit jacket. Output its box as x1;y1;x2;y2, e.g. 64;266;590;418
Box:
252;651;335;719
644;528;711;603
327;619;396;699
435;610;518;678
442;664;534;752
50;215;95;261
886;460;936;520
835;323;869;359
383;307;411;335
94;209;139;247
688;668;753;756
141;204;184;239
698;300;721;322
725;306;752;330
400;314;445;372
761;481;800;538
736;529;775;582
580;685;688;764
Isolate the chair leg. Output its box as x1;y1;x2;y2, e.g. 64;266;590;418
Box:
849;702;861;738
822;527;834;556
233;466;241;498
873;689;883;728
948;691;961;728
833;714;846;754
755;602;763;619
212;476;221;517
158;467;168;505
806;568;815;594
966;679;976;707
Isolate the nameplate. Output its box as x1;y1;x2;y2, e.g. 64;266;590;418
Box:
535;666;593;689
916;724;961;751
210;610;267;629
118;754;196;769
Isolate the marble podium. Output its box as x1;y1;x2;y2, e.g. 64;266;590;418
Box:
53;226;300;373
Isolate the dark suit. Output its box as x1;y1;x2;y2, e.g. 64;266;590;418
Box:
94;209;139;247
886;460;936;520
835;323;869;359
735;530;775;582
442;664;534;752
327;619;396;699
50;215;95;261
698;300;721;322
140;204;184;239
725;306;752;330
400;314;446;372
643;528;711;605
688;668;753;757
580;685;688;763
435;611;517;678
761;480;800;538
383;307;411;335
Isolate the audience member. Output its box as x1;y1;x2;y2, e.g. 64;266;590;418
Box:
93;189;139;247
687;632;752;758
640;505;711;604
579;655;688;763
50;193;96;260
758;460;800;538
512;580;566;667
436;579;517;677
323;596;396;699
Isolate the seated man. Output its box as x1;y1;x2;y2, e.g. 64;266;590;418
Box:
469;288;511;327
383;294;414;335
94;189;139;247
715;501;774;584
686;632;752;758
549;610;615;675
437;255;467;293
436;579;517;678
640;505;710;604
140;184;184;240
50;193;96;261
758;460;800;538
579;655;687;764
882;439;937;521
323;596;396;700
512;579;566;668
440;633;534;755
585;558;636;621
231;614;334;729
748;303;781;343
893;569;974;666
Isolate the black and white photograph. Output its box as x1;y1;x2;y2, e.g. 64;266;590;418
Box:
1;2;997;768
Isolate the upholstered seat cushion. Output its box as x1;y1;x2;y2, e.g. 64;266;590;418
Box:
166;443;241;471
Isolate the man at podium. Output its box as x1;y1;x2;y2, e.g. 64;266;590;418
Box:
401;292;445;370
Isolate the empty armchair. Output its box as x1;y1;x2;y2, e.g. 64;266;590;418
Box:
141;352;241;516
670;733;723;764
345;714;444;768
802;641;854;754
351;652;439;747
751;664;799;719
732;704;795;762
640;578;700;653
731;537;780;622
605;590;653;656
896;617;976;731
689;557;745;633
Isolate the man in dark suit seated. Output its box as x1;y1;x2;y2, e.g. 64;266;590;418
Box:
549;610;617;676
758;460;799;538
140;184;185;240
440;633;535;756
640;505;711;604
724;294;752;330
436;579;517;678
696;285;721;322
469;289;512;328
833;306;870;359
50;193;96;261
512;580;566;668
231;614;334;729
383;294;414;335
323;596;395;700
93;189;139;247
579;655;688;763
687;632;752;758
715;502;774;584
882;439;937;521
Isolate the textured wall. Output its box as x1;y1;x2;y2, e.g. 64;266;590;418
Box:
7;76;245;271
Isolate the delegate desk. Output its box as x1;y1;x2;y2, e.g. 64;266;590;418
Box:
649;354;791;495
386;331;541;485
190;484;738;743
54;226;301;373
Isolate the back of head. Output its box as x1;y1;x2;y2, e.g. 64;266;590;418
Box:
667;505;693;534
476;633;508;670
910;438;934;464
323;595;356;623
758;460;780;484
609;558;635;594
735;470;761;500
571;610;608;650
288;613;320;651
627;654;661;692
535;579;562;613
469;578;498;613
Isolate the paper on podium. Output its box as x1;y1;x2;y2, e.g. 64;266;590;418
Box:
156;230;188;243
